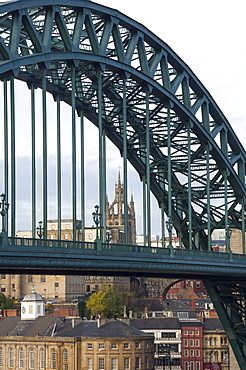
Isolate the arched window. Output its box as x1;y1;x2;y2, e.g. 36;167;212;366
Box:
0;347;3;368
8;347;14;368
19;347;24;368
29;348;34;370
39;348;45;370
51;348;57;370
63;349;68;370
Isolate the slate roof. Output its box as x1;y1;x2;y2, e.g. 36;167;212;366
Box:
82;320;150;338
0;316;65;336
130;317;180;330
203;318;223;331
57;320;97;337
134;298;164;311
179;321;203;328
165;300;192;311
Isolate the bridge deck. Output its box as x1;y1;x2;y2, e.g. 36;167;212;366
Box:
0;236;245;279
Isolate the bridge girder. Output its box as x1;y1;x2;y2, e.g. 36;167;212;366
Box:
0;1;246;367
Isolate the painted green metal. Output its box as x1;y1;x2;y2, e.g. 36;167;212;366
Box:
145;90;151;247
10;78;15;237
204;280;246;370
123;78;128;245
0;1;245;367
31;84;36;239
80;111;85;241
206;145;211;251
3;79;8;232
187;121;192;249
71;66;77;241
42;69;47;240
56;95;62;241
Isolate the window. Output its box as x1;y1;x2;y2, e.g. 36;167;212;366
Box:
28;275;33;283
124;343;130;349
190;331;194;335
190;350;194;357
195;339;200;347
40;276;46;283
135;342;140;349
196;362;200;370
135;357;141;369
161;332;176;338
184;350;188;357
184;339;188;347
111;358;117;370
8;347;14;368
39;348;45;370
98;343;105;350
184;362;189;370
87;358;93;370
111;343;117;349
51;349;56;370
99;358;105;370
63;349;68;370
195;330;199;335
54;283;59;291
1;285;5;293
29;348;34;370
145;357;149;369
190;362;194;370
0;275;5;279
196;281;200;288
29;305;33;314
195;350;200;357
184;330;188;335
0;347;2;368
190;339;194;347
19;347;24;368
87;343;93;350
124;358;130;370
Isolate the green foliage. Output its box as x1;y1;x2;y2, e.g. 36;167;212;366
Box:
0;293;14;310
86;286;131;318
78;300;91;319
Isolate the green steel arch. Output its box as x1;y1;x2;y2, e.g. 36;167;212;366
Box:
0;1;246;367
0;0;245;249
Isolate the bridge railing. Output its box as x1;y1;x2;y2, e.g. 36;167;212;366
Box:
5;236;246;262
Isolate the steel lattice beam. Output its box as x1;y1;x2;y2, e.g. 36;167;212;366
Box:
0;1;246;367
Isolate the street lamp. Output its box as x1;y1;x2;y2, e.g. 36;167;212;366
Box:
166;215;173;248
36;220;44;239
92;205;102;240
0;193;9;233
106;227;112;243
225;225;232;253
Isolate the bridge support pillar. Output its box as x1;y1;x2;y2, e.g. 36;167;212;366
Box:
204;279;246;370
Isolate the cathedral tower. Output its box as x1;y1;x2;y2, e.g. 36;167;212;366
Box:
106;172;136;244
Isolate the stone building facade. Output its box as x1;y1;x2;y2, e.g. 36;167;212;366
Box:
0;292;155;370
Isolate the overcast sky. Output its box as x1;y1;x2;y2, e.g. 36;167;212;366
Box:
96;0;246;144
1;0;245;236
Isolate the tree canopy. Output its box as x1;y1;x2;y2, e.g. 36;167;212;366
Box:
86;286;131;318
0;293;15;310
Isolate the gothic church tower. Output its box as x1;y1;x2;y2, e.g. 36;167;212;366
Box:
106;172;136;244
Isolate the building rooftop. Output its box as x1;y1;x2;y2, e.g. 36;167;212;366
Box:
130;317;181;330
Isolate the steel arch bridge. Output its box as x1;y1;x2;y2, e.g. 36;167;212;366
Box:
0;0;246;367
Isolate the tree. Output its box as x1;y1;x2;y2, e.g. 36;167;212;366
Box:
0;293;14;310
86;286;131;318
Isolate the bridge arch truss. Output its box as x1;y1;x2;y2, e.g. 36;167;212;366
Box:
0;1;246;367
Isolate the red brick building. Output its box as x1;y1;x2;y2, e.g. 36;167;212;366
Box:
181;321;203;370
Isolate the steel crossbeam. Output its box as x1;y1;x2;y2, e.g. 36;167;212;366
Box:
0;0;246;367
